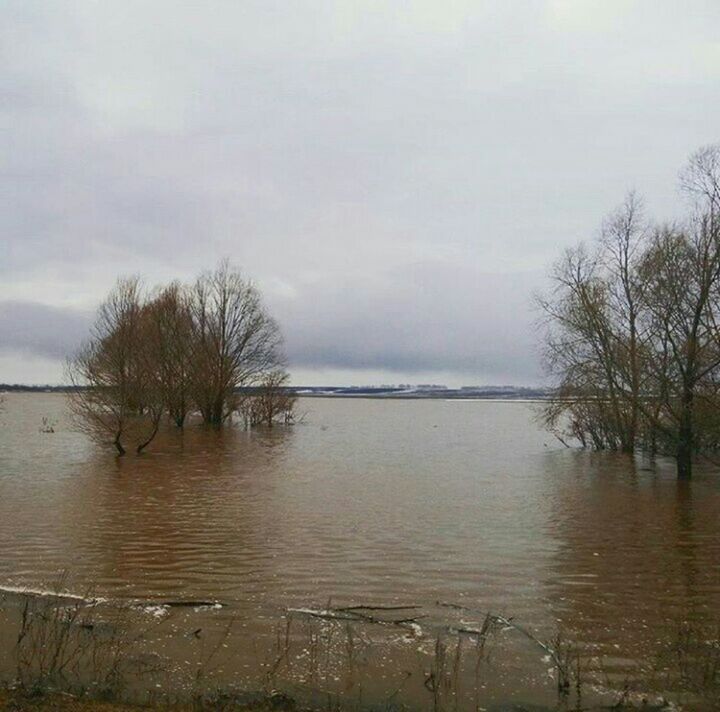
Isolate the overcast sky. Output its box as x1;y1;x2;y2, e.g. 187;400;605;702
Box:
2;1;719;386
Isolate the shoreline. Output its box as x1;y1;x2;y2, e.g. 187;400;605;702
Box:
0;586;700;712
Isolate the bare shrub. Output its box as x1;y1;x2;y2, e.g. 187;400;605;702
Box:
12;591;136;699
236;369;297;429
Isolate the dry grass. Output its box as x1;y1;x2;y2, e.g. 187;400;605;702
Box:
0;689;144;711
4;589;719;711
0;689;304;711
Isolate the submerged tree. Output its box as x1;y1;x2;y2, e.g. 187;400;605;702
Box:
68;262;293;455
639;219;720;478
146;282;196;428
67;278;164;455
539;144;720;478
190;261;284;426
538;196;646;454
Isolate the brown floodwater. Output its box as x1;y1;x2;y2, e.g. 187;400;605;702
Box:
1;393;719;709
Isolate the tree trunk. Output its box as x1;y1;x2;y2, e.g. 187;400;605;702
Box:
137;415;162;454
676;437;693;480
113;434;126;456
626;315;639;454
174;397;187;428
209;397;224;426
676;389;694;480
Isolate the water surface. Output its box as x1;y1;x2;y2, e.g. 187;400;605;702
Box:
1;394;719;707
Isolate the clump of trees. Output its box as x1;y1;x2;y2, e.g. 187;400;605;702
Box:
539;144;720;479
68;261;296;455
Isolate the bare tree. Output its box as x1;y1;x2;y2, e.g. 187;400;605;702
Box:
641;146;720;477
190;261;284;426
67;278;164;455
597;192;648;451
638;220;720;478
539;144;720;478
681;144;720;213
538;232;639;452
145;282;195;428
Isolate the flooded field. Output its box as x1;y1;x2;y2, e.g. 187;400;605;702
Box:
1;393;719;709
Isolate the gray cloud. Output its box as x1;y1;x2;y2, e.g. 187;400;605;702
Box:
274;265;544;382
1;1;719;384
0;266;542;385
0;302;91;361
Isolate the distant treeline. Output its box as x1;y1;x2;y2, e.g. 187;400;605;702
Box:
295;386;552;399
3;384;551;398
1;384;297;395
0;384;76;392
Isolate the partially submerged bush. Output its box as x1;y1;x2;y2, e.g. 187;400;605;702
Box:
236;371;297;429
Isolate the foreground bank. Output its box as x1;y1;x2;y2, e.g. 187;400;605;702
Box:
1;585;717;711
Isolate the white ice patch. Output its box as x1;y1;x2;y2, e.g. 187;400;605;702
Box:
137;604;170;619
193;603;223;613
0;584;105;605
406;622;423;637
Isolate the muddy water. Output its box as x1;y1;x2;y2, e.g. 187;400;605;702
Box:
1;393;719;708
